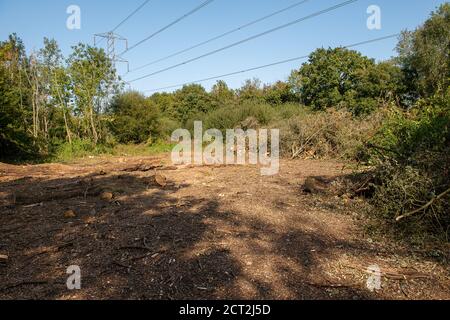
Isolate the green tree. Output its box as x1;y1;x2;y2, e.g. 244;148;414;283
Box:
109;91;161;144
173;84;213;124
211;80;235;108
396;4;450;101
237;78;265;103
148;92;175;115
0;34;35;159
67;44;117;144
37;38;73;146
289;47;400;115
263;81;297;105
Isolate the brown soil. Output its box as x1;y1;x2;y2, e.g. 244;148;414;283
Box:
0;155;449;300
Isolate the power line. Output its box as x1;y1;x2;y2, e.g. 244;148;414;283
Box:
96;0;153;46
143;34;400;93
121;0;216;56
128;0;311;73
112;0;153;32
128;0;359;83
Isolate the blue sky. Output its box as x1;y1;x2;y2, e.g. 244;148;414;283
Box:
0;0;447;94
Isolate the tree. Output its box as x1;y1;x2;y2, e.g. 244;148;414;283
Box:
289;47;400;115
67;44;117;144
0;34;36;159
263;81;297;105
109;91;161;144
173;84;213;124
37;38;73;146
148;92;175;115
237;78;264;103
396;4;450;101
211;80;235;108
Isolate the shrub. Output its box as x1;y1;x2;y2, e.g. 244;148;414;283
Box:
52;139;114;162
109;91;161;144
275;108;384;160
189;101;276;132
368;98;450;240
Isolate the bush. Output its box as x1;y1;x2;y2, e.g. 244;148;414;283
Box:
109;91;161;144
189;101;276;132
368;98;450;240
52;139;114;162
275;108;385;160
157;117;182;139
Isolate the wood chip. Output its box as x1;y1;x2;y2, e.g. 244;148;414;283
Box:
0;254;8;261
100;192;114;201
155;174;167;188
64;210;76;219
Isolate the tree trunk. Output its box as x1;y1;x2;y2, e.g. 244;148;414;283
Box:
89;106;98;145
63;110;72;145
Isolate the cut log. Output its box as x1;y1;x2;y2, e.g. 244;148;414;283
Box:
14;184;104;206
122;164;163;173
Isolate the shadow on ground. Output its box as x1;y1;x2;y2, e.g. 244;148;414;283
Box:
0;168;381;300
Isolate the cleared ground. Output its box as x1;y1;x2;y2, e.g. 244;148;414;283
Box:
0;155;448;300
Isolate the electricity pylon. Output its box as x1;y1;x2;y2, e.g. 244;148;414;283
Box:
94;32;129;73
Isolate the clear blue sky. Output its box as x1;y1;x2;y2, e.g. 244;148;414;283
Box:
0;0;447;94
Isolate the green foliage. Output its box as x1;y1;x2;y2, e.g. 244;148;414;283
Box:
369;98;450;239
211;80;236;109
110;141;176;157
396;4;450;102
195;101;276;132
109;91;161;144
172;84;214;124
289;47;401;115
157;116;182;138
0;34;37;160
67;43;118;144
52;139;113;162
263;81;298;106
237;78;265;103
364;4;450;242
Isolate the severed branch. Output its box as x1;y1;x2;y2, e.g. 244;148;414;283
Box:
396;187;450;222
344;264;431;281
291;126;327;159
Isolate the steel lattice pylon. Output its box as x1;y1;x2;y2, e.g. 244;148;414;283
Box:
94;32;129;73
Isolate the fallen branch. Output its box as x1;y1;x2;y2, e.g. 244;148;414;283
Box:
396;187;450;222
291;127;327;159
122;164;163;173
119;246;152;251
0;281;48;292
306;281;359;288
344;264;431;281
14;183;104;206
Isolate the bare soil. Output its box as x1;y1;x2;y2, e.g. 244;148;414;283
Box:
0;155;448;300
